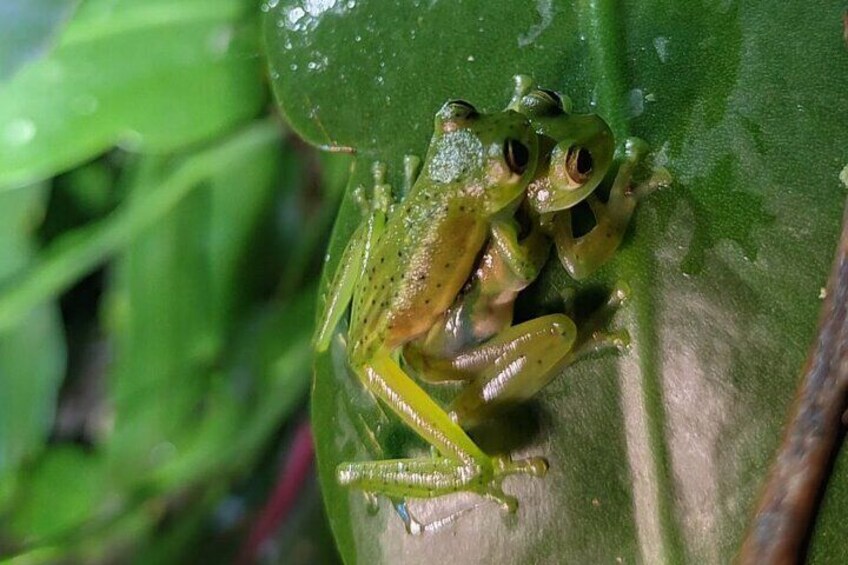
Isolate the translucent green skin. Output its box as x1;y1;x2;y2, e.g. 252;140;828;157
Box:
509;75;661;280
346;105;539;362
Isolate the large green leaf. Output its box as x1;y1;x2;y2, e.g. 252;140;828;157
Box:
0;0;265;189
265;1;848;563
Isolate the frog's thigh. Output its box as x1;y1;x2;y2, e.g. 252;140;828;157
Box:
450;314;577;426
360;351;489;463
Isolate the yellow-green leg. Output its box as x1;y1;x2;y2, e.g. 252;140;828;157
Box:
337;351;547;509
314;163;393;351
449;283;631;427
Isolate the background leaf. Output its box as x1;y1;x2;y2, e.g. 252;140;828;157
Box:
0;0;78;80
0;1;344;560
0;185;65;498
0;0;265;189
265;1;848;563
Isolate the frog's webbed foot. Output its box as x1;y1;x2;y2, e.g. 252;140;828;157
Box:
570;281;632;360
550;138;670;280
487;454;549;512
338;352;545;520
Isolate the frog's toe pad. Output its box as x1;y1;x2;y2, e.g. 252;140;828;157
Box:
485;488;519;513
493;454;549;478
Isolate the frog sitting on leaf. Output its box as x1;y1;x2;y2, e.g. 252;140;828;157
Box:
314;75;668;531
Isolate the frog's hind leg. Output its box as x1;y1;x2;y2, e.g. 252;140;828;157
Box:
338;454;544;511
447;314;578;427
338;351;546;509
450;285;631;427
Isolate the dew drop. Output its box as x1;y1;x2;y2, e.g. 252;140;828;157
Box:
4;118;36;146
653;36;669;63
288;7;306;24
627;88;644;117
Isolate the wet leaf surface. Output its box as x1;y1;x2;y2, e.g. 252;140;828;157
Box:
265;1;848;563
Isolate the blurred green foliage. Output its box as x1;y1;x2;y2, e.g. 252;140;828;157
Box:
0;0;341;562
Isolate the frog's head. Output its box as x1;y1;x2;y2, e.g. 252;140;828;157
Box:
529;113;615;213
427;100;538;214
508;83;616;213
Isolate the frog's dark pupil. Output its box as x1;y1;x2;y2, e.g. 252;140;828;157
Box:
566;145;593;180
539;88;562;109
576;148;593;175
504;139;529;174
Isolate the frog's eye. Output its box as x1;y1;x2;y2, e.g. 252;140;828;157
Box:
441;99;479;121
517;89;566;117
565;145;593;183
504;138;530;175
538;89;564;110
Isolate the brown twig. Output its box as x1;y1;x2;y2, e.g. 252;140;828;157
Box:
738;201;848;563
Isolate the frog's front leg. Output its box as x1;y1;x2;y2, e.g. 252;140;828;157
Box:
338;350;547;509
549;138;671;280
315;163;393;351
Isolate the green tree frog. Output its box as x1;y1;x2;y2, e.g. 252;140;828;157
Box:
314;77;666;529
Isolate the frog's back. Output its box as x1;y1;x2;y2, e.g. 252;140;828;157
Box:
347;102;539;361
349;187;487;360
